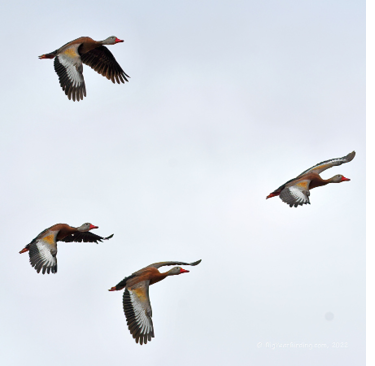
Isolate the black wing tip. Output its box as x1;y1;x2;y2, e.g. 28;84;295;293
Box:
190;259;202;266
31;263;57;274
346;151;356;162
96;233;114;244
288;201;310;208
133;330;154;345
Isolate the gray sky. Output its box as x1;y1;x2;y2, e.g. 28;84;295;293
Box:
0;1;365;365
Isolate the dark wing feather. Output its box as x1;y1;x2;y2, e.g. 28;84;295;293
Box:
28;239;57;274
112;274;136;291
296;151;356;177
123;282;154;345
54;54;86;101
80;46;130;84
59;232;114;244
146;259;202;270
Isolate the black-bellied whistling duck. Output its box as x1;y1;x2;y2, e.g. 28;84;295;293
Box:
266;151;356;207
39;36;129;101
109;259;202;345
19;223;113;274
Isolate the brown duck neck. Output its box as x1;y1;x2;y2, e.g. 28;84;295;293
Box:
55;224;76;240
149;271;170;285
306;174;329;190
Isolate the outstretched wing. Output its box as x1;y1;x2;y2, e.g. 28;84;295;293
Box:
279;180;311;208
80;46;129;84
54;44;86;101
123;281;154;345
297;151;356;177
59;232;114;244
28;232;58;274
145;259;202;270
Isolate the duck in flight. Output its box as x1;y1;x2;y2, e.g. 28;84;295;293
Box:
39;36;129;101
266;151;355;207
19;223;113;274
109;259;202;345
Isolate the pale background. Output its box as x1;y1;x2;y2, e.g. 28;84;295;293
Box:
0;1;365;365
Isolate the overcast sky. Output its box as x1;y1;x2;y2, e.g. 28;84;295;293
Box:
0;1;366;365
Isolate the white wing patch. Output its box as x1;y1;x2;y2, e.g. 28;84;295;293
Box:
57;54;84;87
130;290;152;332
280;184;310;207
36;241;57;267
289;186;309;203
29;239;58;274
123;285;154;345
